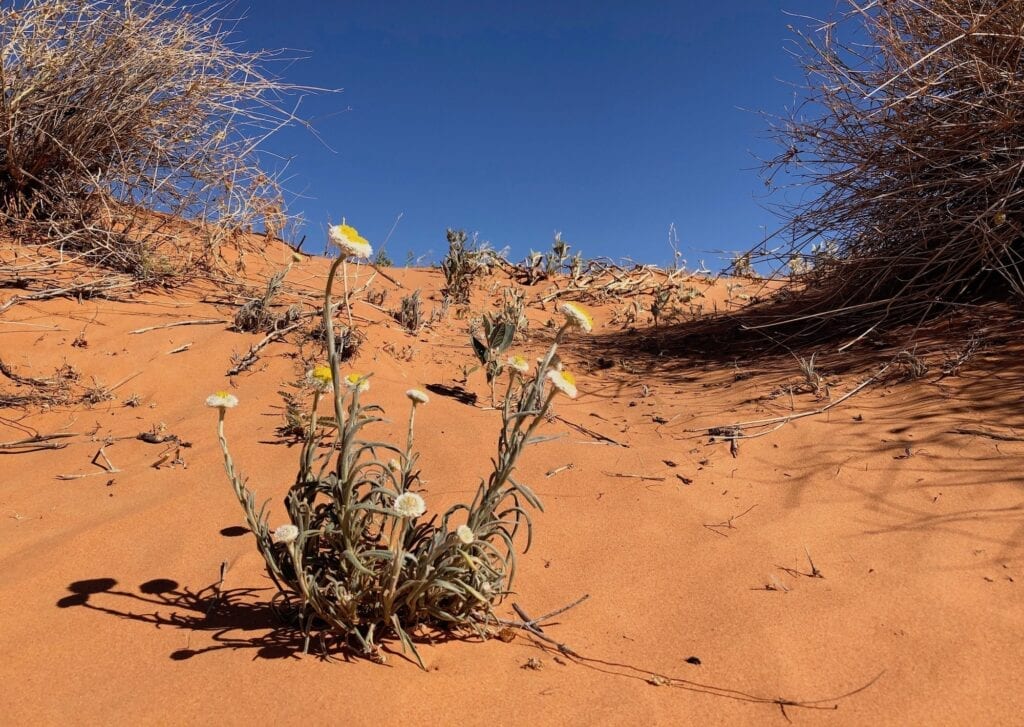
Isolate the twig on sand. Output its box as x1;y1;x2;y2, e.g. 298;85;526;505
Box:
56;445;120;479
946;427;1024;442
553;414;628;447
128;318;228;334
0;279;136;315
0;357;55;387
602;471;666;482
703;504;758;537
226;320;304;376
494;595;591;656
0;432;76;453
545;463;574;477
694;365;891;448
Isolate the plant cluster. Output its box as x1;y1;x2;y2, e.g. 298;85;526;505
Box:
520;233;583;285
234;262;301;333
393;290;424;333
212;224;592;666
441;229;492;304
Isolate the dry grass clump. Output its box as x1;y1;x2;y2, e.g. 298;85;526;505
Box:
755;1;1024;339
0;0;311;281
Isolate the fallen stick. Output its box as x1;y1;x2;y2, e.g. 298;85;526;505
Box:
553;414;628;447
602;471;666;482
946;427;1024;442
226;320;305;376
693;364;890;436
128;318;228;334
0;432;76;453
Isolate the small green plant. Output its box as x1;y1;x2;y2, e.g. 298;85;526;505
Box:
234;260;301;333
731;252;755;278
393;289;424;333
497;286;528;338
210;235;591;667
441;228;488;304
469;312;516;403
373;248;393;267
794;352;825;397
520;232;578;284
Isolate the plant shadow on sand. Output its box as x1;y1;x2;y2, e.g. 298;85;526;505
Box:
54;575;468;665
55;577;883;719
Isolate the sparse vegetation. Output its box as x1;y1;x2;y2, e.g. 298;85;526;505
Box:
0;0;314;281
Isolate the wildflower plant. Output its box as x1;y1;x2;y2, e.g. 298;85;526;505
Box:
211;246;591;667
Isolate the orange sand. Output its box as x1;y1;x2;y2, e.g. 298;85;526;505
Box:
1;240;1022;725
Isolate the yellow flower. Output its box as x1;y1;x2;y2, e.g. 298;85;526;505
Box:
344;372;370;392
558;302;593;332
306;364;333;392
507;355;529;375
994;211;1007;226
327;222;373;259
546;369;578;398
205;391;238;409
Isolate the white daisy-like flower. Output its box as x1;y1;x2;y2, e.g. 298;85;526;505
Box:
327;223;373;259
205;391;238;409
344;372;370;392
456;524;475;545
507;355;529;375
558;301;593;333
406;389;429;405
306;364;333;392
271;524;299;545
393;491;426;519
546;369;578;398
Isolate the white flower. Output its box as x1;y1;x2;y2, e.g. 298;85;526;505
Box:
387;459;401;472
272;524;299;545
456;525;475;545
507;355;529;375
344;372;370;392
205;391;238;409
546;369;578;398
327;223;373;259
558;302;593;332
393;491;426;518
406;389;429;405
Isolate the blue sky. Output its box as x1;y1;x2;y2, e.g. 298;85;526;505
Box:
232;0;827;267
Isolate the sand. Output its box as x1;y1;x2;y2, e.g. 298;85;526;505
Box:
1;239;1022;725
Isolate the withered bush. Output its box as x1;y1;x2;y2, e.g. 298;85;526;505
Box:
0;0;310;281
756;1;1024;338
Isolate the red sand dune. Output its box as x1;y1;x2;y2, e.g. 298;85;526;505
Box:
1;239;1022;725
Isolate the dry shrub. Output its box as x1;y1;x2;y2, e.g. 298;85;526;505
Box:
0;0;312;281
756;1;1024;337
